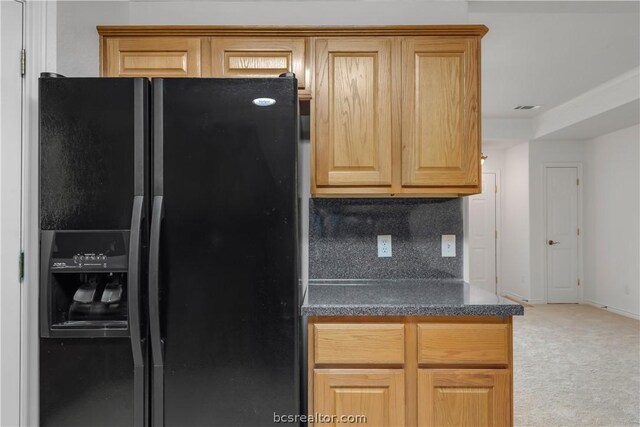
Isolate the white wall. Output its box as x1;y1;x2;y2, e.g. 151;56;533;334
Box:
583;125;640;318
528;140;585;302
56;1;129;76
496;131;639;313
129;1;468;25
501;142;531;300
480;148;505;174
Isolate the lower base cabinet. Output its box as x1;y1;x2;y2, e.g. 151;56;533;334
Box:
314;369;405;426
308;317;513;426
418;369;510;427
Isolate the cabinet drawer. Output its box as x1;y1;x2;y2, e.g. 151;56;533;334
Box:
417;323;509;365
314;323;404;364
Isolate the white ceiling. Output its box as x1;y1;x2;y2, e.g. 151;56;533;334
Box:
469;1;640;119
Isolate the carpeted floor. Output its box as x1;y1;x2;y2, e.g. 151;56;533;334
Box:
513;304;640;427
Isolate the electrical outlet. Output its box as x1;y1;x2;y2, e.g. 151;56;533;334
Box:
441;235;456;257
377;235;392;257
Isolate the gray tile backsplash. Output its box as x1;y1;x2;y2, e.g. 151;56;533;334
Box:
309;198;463;279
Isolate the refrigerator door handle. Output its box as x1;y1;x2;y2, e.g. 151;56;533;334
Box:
127;195;145;427
149;195;164;427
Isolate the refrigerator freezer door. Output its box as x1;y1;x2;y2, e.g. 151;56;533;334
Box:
39;78;137;230
153;78;299;426
39;77;149;427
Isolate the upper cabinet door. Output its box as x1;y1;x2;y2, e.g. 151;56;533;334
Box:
210;37;306;89
401;37;480;188
102;37;202;77
314;38;393;187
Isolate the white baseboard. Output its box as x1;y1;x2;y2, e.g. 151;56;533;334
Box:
500;291;549;306
500;291;536;303
584;300;640;320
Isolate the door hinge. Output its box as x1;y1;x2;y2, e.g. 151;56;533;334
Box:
495;230;498;239
577;178;580;186
20;48;26;77
19;251;24;282
495;185;498;194
496;276;498;285
577;228;580;236
578;278;581;287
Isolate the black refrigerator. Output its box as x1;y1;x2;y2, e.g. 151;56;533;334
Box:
39;76;301;426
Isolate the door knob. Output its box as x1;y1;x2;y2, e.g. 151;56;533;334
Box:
548;240;560;245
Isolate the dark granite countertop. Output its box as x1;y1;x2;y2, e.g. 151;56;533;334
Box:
301;279;524;317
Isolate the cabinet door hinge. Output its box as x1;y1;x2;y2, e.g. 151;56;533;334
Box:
20;48;26;77
577;278;581;287
19;251;24;281
577;228;580;236
495;185;498;194
576;178;580;186
495;276;498;285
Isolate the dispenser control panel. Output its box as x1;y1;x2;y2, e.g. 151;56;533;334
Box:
48;231;129;271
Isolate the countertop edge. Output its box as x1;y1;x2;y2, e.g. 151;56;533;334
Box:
301;304;524;317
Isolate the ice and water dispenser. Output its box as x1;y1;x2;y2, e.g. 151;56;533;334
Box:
40;231;131;337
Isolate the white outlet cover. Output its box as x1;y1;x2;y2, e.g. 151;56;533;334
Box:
377;235;392;257
441;235;456;257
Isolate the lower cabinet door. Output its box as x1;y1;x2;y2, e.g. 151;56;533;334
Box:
418;369;511;427
314;369;405;426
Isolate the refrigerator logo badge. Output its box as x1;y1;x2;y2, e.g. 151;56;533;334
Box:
252;98;276;107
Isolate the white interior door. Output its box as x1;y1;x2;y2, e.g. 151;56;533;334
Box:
468;173;497;294
0;1;25;426
546;167;579;303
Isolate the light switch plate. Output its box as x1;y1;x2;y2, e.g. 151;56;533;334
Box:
377;235;392;257
442;235;456;257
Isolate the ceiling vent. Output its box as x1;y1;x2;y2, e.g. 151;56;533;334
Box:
514;105;541;110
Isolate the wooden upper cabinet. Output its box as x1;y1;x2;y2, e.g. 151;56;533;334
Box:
314;38;393;188
418;369;510;427
401;37;480;189
102;37;202;77
209;37;307;90
97;26;487;196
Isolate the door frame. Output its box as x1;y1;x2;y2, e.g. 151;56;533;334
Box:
493;171;502;296
0;1;25;425
21;1;57;424
542;162;583;304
